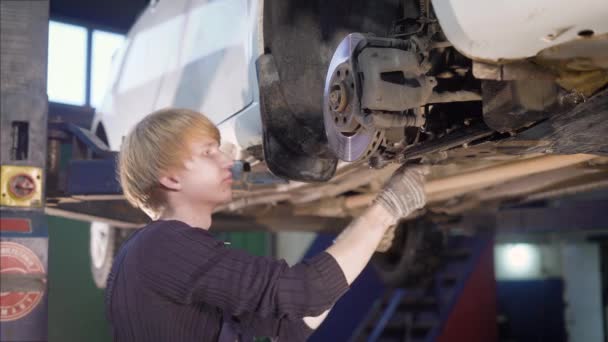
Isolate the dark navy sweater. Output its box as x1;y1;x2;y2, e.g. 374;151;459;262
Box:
105;220;349;341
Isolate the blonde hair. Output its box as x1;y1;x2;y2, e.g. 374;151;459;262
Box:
118;108;220;218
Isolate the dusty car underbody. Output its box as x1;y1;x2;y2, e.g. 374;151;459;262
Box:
220;0;608;232
212;0;608;286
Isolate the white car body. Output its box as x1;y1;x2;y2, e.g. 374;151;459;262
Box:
432;0;608;61
93;0;264;156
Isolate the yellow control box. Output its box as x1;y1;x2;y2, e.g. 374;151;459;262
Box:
0;165;43;207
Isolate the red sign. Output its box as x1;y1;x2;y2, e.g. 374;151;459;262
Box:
0;241;45;322
0;218;32;233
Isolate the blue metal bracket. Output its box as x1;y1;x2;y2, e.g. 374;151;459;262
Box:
48;121;114;158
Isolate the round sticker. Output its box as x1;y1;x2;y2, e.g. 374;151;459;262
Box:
1;241;45;322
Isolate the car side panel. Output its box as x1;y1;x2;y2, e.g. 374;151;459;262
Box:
432;0;608;61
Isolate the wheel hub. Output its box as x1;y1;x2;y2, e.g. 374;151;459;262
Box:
323;33;385;162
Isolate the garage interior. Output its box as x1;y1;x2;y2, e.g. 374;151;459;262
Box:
1;0;607;341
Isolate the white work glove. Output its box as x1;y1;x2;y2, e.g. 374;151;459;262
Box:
375;165;427;220
374;165;428;252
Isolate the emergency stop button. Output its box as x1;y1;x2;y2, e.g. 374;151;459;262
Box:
0;166;43;207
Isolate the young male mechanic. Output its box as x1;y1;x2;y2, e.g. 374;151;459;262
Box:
105;108;427;341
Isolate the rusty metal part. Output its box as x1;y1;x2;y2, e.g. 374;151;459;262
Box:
371;111;425;128
328;81;349;113
554;69;608;98
328;67;361;134
473;61;556;81
535;34;608;97
429;41;452;49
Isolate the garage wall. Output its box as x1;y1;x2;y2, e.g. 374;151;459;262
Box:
494;240;606;341
275;231;317;265
561;243;605;342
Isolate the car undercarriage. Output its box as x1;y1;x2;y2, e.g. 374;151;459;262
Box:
225;0;608;226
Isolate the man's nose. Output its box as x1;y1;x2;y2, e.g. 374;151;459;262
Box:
219;143;236;169
225;159;235;170
221;152;235;169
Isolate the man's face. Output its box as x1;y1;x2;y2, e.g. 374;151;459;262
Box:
173;137;234;207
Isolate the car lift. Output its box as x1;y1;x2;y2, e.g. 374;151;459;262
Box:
351;231;497;342
1;1;52;339
0;1;143;338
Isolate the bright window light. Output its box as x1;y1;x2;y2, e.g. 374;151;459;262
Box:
91;30;125;108
47;21;87;105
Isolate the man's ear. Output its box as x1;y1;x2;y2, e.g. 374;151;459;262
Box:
159;173;182;191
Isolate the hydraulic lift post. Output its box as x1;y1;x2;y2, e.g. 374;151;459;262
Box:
1;1;50;340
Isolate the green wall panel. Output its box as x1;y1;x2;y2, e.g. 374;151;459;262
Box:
47;216;111;342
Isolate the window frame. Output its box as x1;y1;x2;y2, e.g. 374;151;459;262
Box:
48;16;127;109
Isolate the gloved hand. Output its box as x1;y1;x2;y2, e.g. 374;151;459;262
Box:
374;165;428;252
375;164;428;222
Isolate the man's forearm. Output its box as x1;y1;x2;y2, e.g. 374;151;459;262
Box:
304;173;424;329
302;205;395;330
302;166;426;331
325;204;396;285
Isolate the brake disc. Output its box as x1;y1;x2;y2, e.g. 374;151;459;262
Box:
323;33;385;162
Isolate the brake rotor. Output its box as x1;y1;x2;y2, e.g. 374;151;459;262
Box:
323;33;385;162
